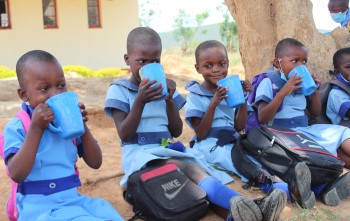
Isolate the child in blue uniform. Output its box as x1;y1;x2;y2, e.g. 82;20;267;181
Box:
185;40;316;210
104;27;286;221
255;38;350;207
3;50;123;221
327;47;350;126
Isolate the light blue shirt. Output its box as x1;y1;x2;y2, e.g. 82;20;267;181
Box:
327;88;350;124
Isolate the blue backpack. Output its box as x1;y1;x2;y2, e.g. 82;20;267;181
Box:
245;70;286;133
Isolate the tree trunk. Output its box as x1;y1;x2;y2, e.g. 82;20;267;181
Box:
225;0;350;81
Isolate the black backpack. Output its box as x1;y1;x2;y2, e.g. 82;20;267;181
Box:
123;163;209;221
308;79;350;127
232;125;344;186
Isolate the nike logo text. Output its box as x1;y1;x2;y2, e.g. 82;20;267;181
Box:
163;179;189;200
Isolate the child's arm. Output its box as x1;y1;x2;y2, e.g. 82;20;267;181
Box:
191;86;227;139
78;102;103;169
112;78;163;141
234;80;253;131
306;74;322;116
7;103;53;183
165;78;182;138
258;74;302;124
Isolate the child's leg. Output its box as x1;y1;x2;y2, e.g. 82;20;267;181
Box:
164;159;287;221
260;162;315;209
337;141;350;168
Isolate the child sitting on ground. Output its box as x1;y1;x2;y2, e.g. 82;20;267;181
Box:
327;47;350;126
184;40;316;209
104;27;287;221
255;38;350;207
2;50;123;220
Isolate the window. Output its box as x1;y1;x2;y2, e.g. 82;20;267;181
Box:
87;0;101;28
42;0;57;28
0;0;10;29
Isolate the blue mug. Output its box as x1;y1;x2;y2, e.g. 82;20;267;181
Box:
45;92;85;140
139;63;169;100
217;75;250;108
288;65;317;96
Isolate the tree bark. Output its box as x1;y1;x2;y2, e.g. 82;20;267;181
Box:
225;0;350;81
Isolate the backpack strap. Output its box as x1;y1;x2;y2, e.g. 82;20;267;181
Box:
232;134;276;188
329;79;350;95
16;110;31;132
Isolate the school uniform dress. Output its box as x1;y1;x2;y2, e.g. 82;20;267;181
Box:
255;76;350;156
184;81;252;182
104;79;233;188
326;74;350;125
341;7;350;28
3;104;123;221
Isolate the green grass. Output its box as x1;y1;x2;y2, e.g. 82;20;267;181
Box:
289;204;350;221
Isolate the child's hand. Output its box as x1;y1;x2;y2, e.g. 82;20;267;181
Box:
78;102;89;122
311;74;322;90
242;80;253;95
31;103;54;130
281;73;302;96
165;78;176;101
137;78;164;103
212;86;228;107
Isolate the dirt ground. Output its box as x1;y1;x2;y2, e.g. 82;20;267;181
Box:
0;56;350;220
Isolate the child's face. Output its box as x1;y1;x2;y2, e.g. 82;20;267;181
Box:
124;43;162;85
195;46;228;86
328;1;348;13
18;61;67;108
275;45;307;79
336;54;350;81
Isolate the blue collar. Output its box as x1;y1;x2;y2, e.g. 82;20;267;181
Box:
110;78;139;91
21;103;34;119
185;81;214;97
337;74;350;87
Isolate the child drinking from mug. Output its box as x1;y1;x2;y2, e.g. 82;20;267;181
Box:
254;38;350;207
104;27;286;221
3;50;123;220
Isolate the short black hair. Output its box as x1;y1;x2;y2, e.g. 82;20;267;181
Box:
275;38;305;58
16;50;59;88
126;27;162;53
329;0;349;8
333;47;350;69
195;40;227;64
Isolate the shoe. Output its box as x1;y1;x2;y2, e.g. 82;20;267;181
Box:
230;196;262;221
254;189;287;221
288;162;315;209
322;171;350;206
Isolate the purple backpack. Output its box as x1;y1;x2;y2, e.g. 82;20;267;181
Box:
245;70;285;133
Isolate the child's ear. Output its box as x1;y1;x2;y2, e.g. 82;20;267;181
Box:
194;64;200;74
124;53;130;65
333;69;340;75
17;88;28;102
273;58;280;69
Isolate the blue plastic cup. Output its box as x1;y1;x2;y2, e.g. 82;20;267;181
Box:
139;63;169;100
45;92;85;140
288;65;317;96
217;75;250;108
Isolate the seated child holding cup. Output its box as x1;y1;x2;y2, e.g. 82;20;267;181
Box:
104;27;287;221
2;50;123;220
254;38;350;207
